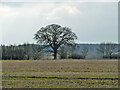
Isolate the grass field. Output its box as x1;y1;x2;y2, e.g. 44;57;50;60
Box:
2;59;118;88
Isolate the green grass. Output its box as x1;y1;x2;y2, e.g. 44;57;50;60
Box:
2;59;118;88
2;78;118;88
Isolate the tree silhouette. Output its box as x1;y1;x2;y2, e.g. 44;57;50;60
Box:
34;24;77;59
97;43;116;58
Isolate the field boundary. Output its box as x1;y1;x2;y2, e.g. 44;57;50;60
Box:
3;76;119;80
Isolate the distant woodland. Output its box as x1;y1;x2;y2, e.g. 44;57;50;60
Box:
0;43;119;60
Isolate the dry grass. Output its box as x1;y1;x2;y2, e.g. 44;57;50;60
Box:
2;59;118;88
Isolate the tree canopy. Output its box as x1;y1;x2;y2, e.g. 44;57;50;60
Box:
34;24;77;59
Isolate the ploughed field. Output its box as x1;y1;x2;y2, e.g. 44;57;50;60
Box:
2;59;118;88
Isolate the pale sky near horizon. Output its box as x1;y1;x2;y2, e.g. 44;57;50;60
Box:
0;1;118;45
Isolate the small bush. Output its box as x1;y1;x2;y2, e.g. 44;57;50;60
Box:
103;55;120;59
68;53;85;59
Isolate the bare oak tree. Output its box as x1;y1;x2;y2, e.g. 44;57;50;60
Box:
34;24;77;59
97;43;116;58
97;43;106;58
105;43;116;57
81;46;89;58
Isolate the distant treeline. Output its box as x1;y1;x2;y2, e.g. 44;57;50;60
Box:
1;44;44;60
1;44;76;60
0;43;120;60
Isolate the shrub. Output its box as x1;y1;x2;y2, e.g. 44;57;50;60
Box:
68;53;85;59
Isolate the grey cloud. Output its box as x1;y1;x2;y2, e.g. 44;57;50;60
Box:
1;2;118;45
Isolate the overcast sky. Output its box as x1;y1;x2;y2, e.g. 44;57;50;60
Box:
0;1;118;45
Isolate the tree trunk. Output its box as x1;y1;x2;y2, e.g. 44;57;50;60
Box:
54;49;57;59
109;53;112;59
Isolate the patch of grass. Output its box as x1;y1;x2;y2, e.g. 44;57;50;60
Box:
2;78;118;88
2;59;118;88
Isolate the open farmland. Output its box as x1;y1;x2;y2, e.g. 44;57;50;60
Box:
2;59;118;88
